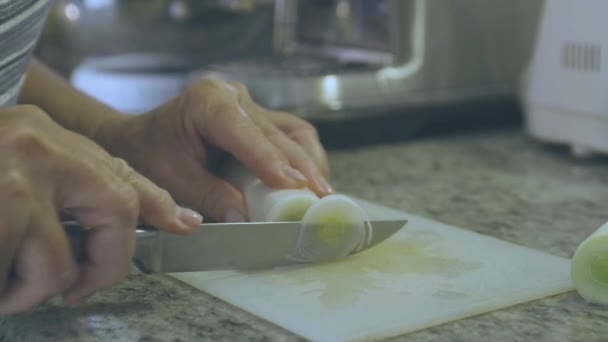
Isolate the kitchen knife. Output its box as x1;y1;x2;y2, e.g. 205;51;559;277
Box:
64;219;407;273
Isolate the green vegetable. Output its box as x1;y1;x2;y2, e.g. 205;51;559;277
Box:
222;160;371;263
572;222;608;304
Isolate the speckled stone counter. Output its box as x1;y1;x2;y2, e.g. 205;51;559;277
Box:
2;126;608;342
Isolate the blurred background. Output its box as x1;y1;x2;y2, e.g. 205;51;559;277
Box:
35;0;546;148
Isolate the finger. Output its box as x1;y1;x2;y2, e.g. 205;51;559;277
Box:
116;158;202;234
61;179;139;305
257;109;329;179
0;206;78;315
258;121;333;197
169;167;248;223
62;212;136;305
0;171;32;295
291;133;330;179
186;81;306;189
229;82;330;179
284;122;330;179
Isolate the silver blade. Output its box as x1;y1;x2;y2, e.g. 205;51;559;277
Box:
134;219;407;273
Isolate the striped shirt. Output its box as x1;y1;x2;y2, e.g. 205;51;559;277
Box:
0;0;50;107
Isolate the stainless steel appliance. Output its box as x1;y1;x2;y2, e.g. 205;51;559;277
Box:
42;0;544;127
192;0;545;120
37;0;276;75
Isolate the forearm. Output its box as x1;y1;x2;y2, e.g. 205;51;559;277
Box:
18;58;125;139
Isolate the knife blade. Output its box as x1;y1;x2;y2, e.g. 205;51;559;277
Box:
64;219;407;273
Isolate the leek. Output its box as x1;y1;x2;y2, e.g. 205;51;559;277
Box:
222;160;371;262
572;220;608;304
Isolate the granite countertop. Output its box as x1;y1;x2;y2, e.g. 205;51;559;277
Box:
2;125;608;341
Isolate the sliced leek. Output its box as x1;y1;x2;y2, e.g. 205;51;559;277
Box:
572;221;608;304
222;160;371;262
293;194;372;262
222;159;318;222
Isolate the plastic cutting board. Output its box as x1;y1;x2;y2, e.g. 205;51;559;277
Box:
171;198;573;341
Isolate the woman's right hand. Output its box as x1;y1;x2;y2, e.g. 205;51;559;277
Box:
0;105;202;315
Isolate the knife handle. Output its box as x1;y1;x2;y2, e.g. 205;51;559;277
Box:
63;222;90;263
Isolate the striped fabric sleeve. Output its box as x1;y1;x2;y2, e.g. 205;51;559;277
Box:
0;0;50;107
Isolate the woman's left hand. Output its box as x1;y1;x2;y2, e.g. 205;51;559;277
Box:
96;79;332;223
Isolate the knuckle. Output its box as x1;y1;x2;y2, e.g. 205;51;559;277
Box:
226;80;247;94
300;120;318;134
180;79;221;114
111;157;134;175
0;171;31;246
259;122;283;140
184;80;251;126
154;187;175;209
188;78;226;96
294;120;318;136
108;183;139;223
208;105;251;133
0;105;44;135
290;126;319;143
0;169;32;201
0;126;50;158
278;112;315;129
0;106;49;141
111;157;141;187
111;158;140;184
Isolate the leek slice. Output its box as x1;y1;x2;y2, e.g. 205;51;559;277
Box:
222;160;371;262
222;159;318;222
293;194;372;262
572;221;608;304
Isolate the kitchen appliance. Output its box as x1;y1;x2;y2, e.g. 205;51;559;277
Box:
64;219;405;272
523;0;608;157
192;0;545;120
59;0;277;114
38;0;276;75
70;53;192;113
172;198;573;342
65;0;544;123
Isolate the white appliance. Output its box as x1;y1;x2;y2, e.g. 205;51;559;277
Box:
524;0;608;157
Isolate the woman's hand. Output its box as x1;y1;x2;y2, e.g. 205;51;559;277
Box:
97;79;332;223
0;105;201;314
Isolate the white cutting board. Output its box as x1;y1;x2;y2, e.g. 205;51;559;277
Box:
170;199;573;342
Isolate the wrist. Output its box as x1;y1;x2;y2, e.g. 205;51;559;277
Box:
81;106;127;142
18;59;128;142
92;112;140;156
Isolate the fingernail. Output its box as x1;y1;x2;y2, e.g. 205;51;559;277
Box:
177;207;203;229
282;165;307;183
315;176;334;195
224;208;246;223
